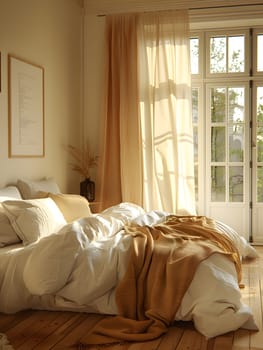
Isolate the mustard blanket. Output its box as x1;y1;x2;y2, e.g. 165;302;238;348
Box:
82;215;241;345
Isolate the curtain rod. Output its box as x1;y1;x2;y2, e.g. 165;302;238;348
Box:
191;3;263;11
96;3;263;17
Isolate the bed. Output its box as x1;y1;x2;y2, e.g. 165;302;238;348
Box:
0;179;259;346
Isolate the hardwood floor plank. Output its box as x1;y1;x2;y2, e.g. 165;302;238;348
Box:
52;313;104;349
232;329;250;350
249;266;262;329
234;256;255;350
127;337;163;350
198;337;210;350
15;311;63;350
33;312;85;350
240;264;249;301
6;311;60;349
157;326;184;350
175;328;206;350
14;312;81;350
248;250;263;350
250;321;263;349
212;332;234;350
205;338;216;350
0;310;34;333
249;247;263;350
100;343;131;350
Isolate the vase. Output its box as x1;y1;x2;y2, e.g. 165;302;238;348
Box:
80;178;95;202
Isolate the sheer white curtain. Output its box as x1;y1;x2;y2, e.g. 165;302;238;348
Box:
137;10;196;214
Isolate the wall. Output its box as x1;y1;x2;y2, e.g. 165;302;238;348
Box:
83;14;105;167
0;0;83;193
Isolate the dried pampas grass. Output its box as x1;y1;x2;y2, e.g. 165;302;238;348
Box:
67;141;99;179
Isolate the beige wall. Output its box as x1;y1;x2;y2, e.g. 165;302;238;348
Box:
83;14;105;163
0;0;83;193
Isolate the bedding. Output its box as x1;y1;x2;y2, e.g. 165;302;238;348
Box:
0;204;21;247
0;202;259;343
0;186;22;199
16;178;61;199
2;198;66;245
44;193;92;222
0;186;23;247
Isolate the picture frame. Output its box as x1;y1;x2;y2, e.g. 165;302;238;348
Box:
8;54;45;157
0;52;1;93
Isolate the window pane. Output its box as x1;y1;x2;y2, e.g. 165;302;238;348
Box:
211;127;225;162
229;125;244;162
194;164;198;201
211;88;226;122
193;126;198;162
229;166;243;202
228;87;245;122
210;37;226;73
192;88;198;162
257;126;263;162
257;34;263;72
211;166;225;201
192;88;198;124
190;38;199;74
257;86;263;123
257;167;263;202
228;36;245;73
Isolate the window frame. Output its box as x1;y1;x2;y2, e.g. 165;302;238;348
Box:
253;28;263;76
205;29;250;79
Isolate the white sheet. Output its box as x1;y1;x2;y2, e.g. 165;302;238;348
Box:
0;203;259;338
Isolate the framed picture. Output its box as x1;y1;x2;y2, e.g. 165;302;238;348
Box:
0;52;1;93
8;54;44;157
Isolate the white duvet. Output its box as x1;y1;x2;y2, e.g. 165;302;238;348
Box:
0;202;259;338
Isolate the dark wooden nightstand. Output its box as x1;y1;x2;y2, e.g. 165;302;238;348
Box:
89;201;100;213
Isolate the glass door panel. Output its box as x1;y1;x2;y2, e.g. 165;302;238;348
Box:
206;83;249;240
229;166;243;202
209;85;245;203
211;166;225;201
257;34;263;72
256;86;263;203
252;84;263;242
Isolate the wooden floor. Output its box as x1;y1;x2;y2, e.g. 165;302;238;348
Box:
1;247;263;350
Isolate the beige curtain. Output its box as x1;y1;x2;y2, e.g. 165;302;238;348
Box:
98;14;142;211
98;10;196;214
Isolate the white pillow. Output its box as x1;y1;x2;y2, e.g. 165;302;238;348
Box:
17;178;61;199
2;198;66;245
0;186;22;200
0;203;21;246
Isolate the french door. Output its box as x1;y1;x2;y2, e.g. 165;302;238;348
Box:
191;28;263;242
196;82;263;243
205;83;251;241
